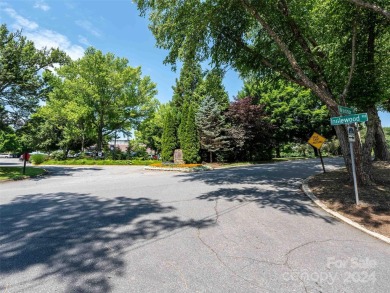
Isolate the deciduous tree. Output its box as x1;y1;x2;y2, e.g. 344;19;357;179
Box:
225;97;274;161
0;24;68;127
50;47;158;152
238;78;332;157
136;102;167;155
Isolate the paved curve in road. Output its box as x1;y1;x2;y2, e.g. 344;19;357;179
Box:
0;158;389;293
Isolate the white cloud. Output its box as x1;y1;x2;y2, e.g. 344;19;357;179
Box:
34;0;50;11
25;29;85;60
75;20;101;37
0;1;87;60
78;35;91;46
4;7;39;30
3;5;84;60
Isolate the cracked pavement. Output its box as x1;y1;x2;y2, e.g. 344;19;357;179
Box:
0;157;389;292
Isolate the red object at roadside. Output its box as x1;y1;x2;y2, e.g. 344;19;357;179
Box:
24;153;30;161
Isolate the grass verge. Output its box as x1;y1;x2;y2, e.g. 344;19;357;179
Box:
41;159;156;166
0;166;46;181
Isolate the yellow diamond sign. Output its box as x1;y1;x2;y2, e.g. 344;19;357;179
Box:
308;132;326;150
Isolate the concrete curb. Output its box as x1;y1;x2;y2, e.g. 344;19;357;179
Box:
144;166;192;172
144;166;212;172
302;176;390;245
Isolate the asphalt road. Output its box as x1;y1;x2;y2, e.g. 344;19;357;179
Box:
0;158;389;293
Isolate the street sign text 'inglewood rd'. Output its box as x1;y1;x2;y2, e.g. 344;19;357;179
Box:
330;113;368;126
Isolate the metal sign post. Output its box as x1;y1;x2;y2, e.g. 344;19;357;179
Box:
347;126;359;205
308;132;326;173
22;152;27;175
330;106;367;205
318;148;326;173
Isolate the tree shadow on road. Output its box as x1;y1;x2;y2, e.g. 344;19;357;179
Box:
0;192;214;292
176;160;340;223
31;166;105;180
178;159;343;186
197;186;335;223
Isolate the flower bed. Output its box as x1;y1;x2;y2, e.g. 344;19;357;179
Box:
146;163;211;172
149;163;201;168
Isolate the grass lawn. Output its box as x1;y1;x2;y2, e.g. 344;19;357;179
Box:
0;166;46;181
40;159;157;166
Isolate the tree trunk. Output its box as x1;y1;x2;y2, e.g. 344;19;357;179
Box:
362;107;376;168
97;118;104;152
209;151;213;163
275;146;281;158
373;110;390;161
333;123;372;186
241;1;373;185
97;129;103;152
81;134;85;152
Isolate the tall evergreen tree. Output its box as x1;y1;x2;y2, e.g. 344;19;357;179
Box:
195;96;229;162
171;60;203;109
194;68;229;110
161;108;178;161
171;60;204;158
177;101;189;147
181;103;200;163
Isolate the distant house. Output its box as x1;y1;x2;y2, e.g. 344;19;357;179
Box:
108;139;129;152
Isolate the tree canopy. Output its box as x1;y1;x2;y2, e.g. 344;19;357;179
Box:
46;47;158;151
135;0;390;184
238;77;332;156
225;97;274;161
0;24;68;127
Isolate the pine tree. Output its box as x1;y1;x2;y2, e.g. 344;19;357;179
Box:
195;96;229;162
181;103;200;163
161;108;178;161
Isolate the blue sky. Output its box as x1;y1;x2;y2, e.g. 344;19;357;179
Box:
0;0;244;103
1;0;389;126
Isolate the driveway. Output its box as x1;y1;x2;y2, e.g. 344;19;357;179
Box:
0;158;389;292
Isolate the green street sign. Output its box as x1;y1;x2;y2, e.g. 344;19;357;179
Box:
330;113;368;126
338;105;355;116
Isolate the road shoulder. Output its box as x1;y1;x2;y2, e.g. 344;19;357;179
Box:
302;176;390;244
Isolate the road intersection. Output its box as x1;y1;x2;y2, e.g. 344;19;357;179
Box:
0;158;389;292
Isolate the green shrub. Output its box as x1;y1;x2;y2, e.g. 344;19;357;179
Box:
322;137;341;156
50;150;66;160
30;154;48;165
